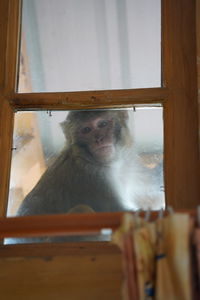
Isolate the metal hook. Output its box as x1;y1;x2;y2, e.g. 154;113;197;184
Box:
144;208;151;222
47;110;52;117
158;208;164;219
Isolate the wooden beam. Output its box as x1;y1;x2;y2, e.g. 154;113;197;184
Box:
10;87;169;110
162;0;200;208
0;210;196;239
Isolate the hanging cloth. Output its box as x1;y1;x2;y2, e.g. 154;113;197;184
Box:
112;213;139;300
113;212;193;300
133;219;157;300
155;213;192;300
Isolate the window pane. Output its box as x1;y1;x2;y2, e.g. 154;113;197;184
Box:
7;107;164;219
18;0;161;93
5;232;113;244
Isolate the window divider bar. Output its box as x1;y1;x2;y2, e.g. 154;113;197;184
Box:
0;210;196;239
8;87;170;110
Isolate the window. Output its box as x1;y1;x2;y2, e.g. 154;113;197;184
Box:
0;0;199;243
7;107;164;218
18;0;161;92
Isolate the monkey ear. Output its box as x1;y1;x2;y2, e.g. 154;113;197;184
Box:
118;110;129;122
60;120;71;142
122;111;129;119
60;120;66;134
60;120;65;129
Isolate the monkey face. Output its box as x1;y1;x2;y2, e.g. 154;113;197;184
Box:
76;115;117;163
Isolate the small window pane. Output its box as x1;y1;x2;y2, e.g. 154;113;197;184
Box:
7;107;164;219
18;0;161;93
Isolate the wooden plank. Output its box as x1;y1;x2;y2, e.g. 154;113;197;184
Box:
0;0;21;216
162;0;200;208
197;0;200;146
197;0;200;88
0;96;14;216
0;241;121;257
0;253;122;300
4;0;21;93
0;0;9;89
10;87;169;110
0;212;123;238
0;210;196;240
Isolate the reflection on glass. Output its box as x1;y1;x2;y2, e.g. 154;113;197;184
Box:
7;107;164;219
5;231;112;245
18;0;161;93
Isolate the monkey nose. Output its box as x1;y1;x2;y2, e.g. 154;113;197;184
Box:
95;136;104;143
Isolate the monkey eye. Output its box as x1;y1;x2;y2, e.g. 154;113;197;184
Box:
98;120;108;128
81;126;91;134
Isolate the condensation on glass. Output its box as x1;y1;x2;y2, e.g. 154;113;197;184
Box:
18;0;161;93
7;107;164;218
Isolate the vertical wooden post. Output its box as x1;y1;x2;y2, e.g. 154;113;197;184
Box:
163;0;200;208
0;0;21;216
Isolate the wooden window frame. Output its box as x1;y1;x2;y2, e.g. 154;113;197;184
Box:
0;0;199;243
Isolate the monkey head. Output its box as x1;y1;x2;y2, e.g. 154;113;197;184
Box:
61;110;132;164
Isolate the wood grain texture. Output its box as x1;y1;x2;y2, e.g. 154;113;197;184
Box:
0;241;121;257
4;0;21;93
0;253;122;300
10;87;169;110
0;210;197;240
0;0;9;89
197;0;200;88
197;0;200;147
162;0;200;208
0;0;21;216
0;212;123;238
0;96;14;217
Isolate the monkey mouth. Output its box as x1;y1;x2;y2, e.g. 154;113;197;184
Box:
93;144;115;158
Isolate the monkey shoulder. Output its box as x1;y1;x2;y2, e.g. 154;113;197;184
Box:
17;148;73;216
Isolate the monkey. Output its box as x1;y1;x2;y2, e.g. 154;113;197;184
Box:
17;109;164;215
17;110;133;217
7;109;164;244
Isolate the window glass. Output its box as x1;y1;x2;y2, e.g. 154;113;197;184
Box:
7;107;164;217
18;0;161;93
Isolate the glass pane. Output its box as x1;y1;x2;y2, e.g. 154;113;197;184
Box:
7;107;164;218
18;0;161;93
5;231;113;244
